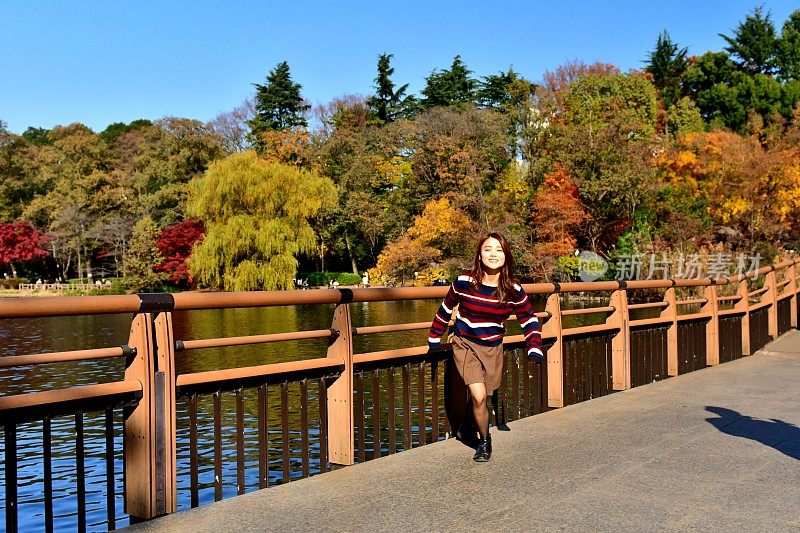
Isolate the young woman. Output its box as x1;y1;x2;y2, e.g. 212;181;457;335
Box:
428;233;543;462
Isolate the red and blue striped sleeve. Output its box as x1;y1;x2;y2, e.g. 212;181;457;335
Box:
512;286;543;361
428;282;460;350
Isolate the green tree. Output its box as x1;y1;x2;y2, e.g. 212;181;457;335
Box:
100;119;152;146
249;61;310;145
720;5;777;75
21;127;51;146
776;10;800;81
421;55;477;108
366;53;414;124
122;216;166;292
187;150;337;290
645;30;688;109
666;97;705;136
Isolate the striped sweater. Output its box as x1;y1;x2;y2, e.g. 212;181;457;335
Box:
428;274;544;361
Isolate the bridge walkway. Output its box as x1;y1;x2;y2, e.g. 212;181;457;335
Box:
130;331;800;532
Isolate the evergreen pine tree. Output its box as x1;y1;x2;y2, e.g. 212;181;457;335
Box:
776;10;800;81
421;55;477;108
720;6;778;75
645;31;689;109
366;53;412;123
249;61;310;144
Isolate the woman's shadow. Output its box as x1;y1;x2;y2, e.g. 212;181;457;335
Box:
705;406;800;460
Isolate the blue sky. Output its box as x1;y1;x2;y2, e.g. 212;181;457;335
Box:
1;1;798;134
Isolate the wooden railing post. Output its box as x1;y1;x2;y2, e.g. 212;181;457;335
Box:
124;313;157;521
701;284;720;366
608;288;631;390
765;270;778;339
543;293;564;408
662;287;679;376
326;303;354;465
736;280;751;356
787;264;798;329
153;312;177;515
124;294;177;521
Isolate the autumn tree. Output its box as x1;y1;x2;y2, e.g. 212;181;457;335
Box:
128;117;225;226
0;122;41;221
0;221;50;277
122;216;166;291
208;98;255;154
187;150;336;290
21;123;118;280
369;197;476;285
657;131;800;250
525;165;589;279
543;73;660;250
154;219;205;287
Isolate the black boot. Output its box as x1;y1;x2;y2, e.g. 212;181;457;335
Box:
473;433;491;462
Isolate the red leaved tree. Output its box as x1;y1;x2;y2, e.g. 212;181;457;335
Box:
0;221;51;277
154;219;205;287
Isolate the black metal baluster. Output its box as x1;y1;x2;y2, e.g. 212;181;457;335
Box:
236;388;245;495
371;370;381;459
387;368;396;455
431;360;439;441
281;382;290;483
189;393;199;507
76;412;86;533
213;391;222;501
258;384;268;489
300;379;309;477
318;378;328;473
5;422;18;533
43;417;53;533
355;372;365;463
417;363;426;446
402;364;411;451
105;407;116;530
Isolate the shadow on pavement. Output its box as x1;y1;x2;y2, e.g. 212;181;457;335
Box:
705;406;800;460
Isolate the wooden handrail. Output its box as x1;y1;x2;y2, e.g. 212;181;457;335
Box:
175;357;344;391
561;306;615;316
628;301;669;310
0;381;142;422
0;346;131;369
176;329;335;351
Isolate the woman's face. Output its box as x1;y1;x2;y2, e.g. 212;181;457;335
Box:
480;237;505;271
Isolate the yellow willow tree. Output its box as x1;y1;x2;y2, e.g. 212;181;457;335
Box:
187;150;336;290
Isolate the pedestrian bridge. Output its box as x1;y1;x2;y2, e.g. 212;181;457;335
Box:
132;331;800;532
1;260;799;532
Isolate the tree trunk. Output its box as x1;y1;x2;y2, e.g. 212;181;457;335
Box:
77;248;83;283
345;232;359;274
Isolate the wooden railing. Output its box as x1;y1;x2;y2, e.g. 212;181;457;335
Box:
1;260;798;531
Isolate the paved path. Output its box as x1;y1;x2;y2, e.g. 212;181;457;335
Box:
130;331;800;532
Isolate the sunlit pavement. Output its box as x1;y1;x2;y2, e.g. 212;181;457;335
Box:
128;330;800;532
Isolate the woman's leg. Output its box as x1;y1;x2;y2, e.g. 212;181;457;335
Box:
467;382;489;438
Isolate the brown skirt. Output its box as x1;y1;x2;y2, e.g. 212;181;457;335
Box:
450;335;504;392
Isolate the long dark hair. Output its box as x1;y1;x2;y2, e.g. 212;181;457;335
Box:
469;232;517;304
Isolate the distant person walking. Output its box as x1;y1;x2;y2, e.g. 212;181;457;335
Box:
428;233;543;461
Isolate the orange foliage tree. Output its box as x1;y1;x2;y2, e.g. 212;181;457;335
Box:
525;165;589;279
369;197;476;285
658;131;800;249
